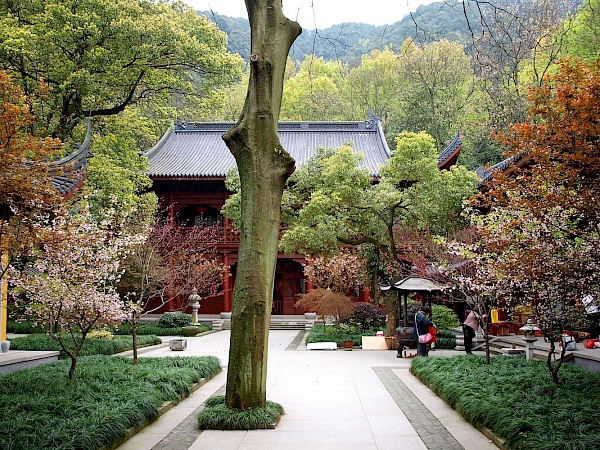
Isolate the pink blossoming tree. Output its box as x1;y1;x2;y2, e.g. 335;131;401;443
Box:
10;204;142;379
119;215;224;363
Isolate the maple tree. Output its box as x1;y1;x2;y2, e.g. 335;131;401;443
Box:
119;215;224;363
0;70;62;280
294;289;355;332
0;70;63;342
471;58;600;382
10;204;142;380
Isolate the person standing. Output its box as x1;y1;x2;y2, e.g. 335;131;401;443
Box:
463;307;485;354
413;305;434;356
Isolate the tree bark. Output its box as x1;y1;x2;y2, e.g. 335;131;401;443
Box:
223;0;301;410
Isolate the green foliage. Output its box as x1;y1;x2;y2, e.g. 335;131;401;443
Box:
204;3;480;64
198;395;284;430
280;134;477;262
306;326;374;347
157;312;192;328
434;329;457;349
85;111;159;224
561;0;600;62
395;40;475;153
281;56;347;121
431;304;461;331
9;334;161;357
221;167;242;227
342;302;386;332
0;0;243;140
0;356;220;450
410;355;600;450
112;322;210;336
5;321;45;334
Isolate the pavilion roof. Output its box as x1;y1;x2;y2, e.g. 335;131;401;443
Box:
476;151;532;190
379;277;445;292
50;121;91;197
437;130;462;170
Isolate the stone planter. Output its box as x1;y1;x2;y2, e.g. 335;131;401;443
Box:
169;339;187;351
181;326;200;337
1;340;10;353
220;312;232;319
304;312;317;320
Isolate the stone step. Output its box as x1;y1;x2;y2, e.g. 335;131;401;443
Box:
0;350;59;374
212;319;312;331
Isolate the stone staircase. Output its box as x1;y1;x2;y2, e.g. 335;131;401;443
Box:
474;335;570;362
210;316;313;331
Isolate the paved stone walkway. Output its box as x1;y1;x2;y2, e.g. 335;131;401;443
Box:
116;330;498;450
374;367;464;450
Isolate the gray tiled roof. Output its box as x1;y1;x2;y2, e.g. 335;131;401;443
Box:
145;119;392;179
476;151;528;184
50;121;90;196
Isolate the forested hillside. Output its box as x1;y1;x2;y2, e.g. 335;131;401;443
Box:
201;0;580;63
202;1;473;63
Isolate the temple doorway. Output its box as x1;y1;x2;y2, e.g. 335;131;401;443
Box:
273;259;305;315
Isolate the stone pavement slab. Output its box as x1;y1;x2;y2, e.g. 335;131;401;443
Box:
116;330;498;450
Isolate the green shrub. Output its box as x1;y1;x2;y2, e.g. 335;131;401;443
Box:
157;312;192;328
9;334;161;356
431;304;461;330
87;329;114;340
112;322;211;336
198;395;284;430
111;322;182;336
306;326;373;347
410;355;600;450
0;356;221;450
342;302;386;332
6;321;45;334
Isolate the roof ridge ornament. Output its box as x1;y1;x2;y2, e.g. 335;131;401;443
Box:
365;109;380;129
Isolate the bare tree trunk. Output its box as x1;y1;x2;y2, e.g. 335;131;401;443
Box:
132;311;139;365
223;0;301;410
69;356;77;381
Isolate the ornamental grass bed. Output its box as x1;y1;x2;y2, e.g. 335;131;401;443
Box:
8;334;162;357
0;356;221;450
411;354;600;450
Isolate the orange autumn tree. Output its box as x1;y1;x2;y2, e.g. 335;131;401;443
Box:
0;70;62;286
474;58;600;383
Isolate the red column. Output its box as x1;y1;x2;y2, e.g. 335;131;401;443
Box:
222;254;232;312
360;289;372;303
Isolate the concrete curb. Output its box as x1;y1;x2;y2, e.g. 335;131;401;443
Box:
475;424;509;450
411;371;506;450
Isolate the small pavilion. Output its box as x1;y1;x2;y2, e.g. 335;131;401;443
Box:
379;277;445;326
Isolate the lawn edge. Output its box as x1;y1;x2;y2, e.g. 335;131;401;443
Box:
100;368;222;450
411;369;509;450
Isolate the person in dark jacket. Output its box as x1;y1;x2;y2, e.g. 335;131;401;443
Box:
413;305;434;356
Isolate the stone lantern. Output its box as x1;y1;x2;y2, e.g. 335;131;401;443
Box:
520;319;540;361
189;288;201;325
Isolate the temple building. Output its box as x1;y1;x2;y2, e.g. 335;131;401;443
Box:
144;115;461;315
